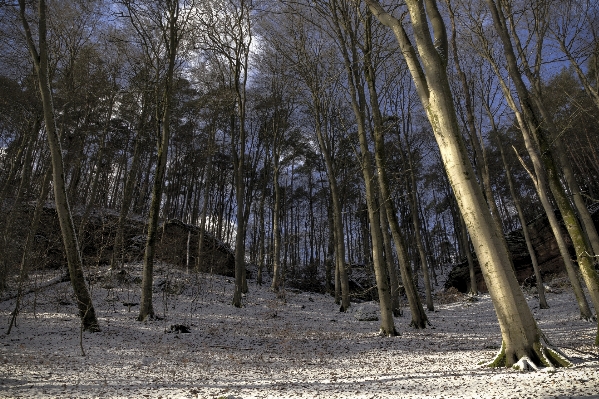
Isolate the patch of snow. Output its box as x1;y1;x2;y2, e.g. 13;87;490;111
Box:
0;264;598;398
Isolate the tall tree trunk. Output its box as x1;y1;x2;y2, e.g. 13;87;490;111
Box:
487;0;599;345
363;13;427;323
379;205;402;316
0;132;29;203
20;0;99;331
111;104;147;270
196;126;216;273
271;153;282;291
459;212;478;296
256;163;269;285
1;118;39;291
196;165;212;273
137;2;181;322
331;0;396;334
552;135;599;259
513;119;592;319
311;96;350;311
404;143;434;310
231;0;252;307
478;35;590;317
447;0;503;232
367;0;568;366
488;112;549;309
79;95;115;240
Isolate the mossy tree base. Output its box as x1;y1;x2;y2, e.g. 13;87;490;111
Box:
485;339;572;370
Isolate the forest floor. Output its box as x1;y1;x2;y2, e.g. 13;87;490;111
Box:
0;263;598;399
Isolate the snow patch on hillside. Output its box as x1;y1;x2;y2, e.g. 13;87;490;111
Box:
1;263;598;398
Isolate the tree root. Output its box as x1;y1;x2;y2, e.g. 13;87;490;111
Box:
485;340;507;368
513;356;538;371
484;338;572;370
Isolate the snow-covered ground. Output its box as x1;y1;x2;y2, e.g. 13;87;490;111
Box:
1;263;598;399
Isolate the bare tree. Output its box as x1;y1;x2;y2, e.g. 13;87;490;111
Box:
486;0;599;345
18;0;99;331
118;0;195;321
366;0;570;367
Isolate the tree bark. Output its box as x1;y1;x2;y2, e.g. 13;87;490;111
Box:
487;113;549;309
331;0;396;334
20;0;99;331
363;12;427;322
311;96;351;311
379;205;402;316
447;0;503;233
487;0;599;344
137;1;182;321
401;130;434;310
366;0;563;366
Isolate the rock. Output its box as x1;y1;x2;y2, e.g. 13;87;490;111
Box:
444;207;599;294
168;324;190;334
2;203;237;278
346;264;378;302
353;304;379;321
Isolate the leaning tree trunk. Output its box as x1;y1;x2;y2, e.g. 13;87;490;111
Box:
494;130;548;309
551;133;599;259
363;15;427;323
402;133;434;310
330;1;395;334
20;0;100;332
482;48;586;315
447;0;503;233
367;0;570;367
487;0;599;344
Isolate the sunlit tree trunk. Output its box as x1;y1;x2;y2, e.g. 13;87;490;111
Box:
474;26;590;318
366;0;568;366
487;0;599;345
447;0;503;233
